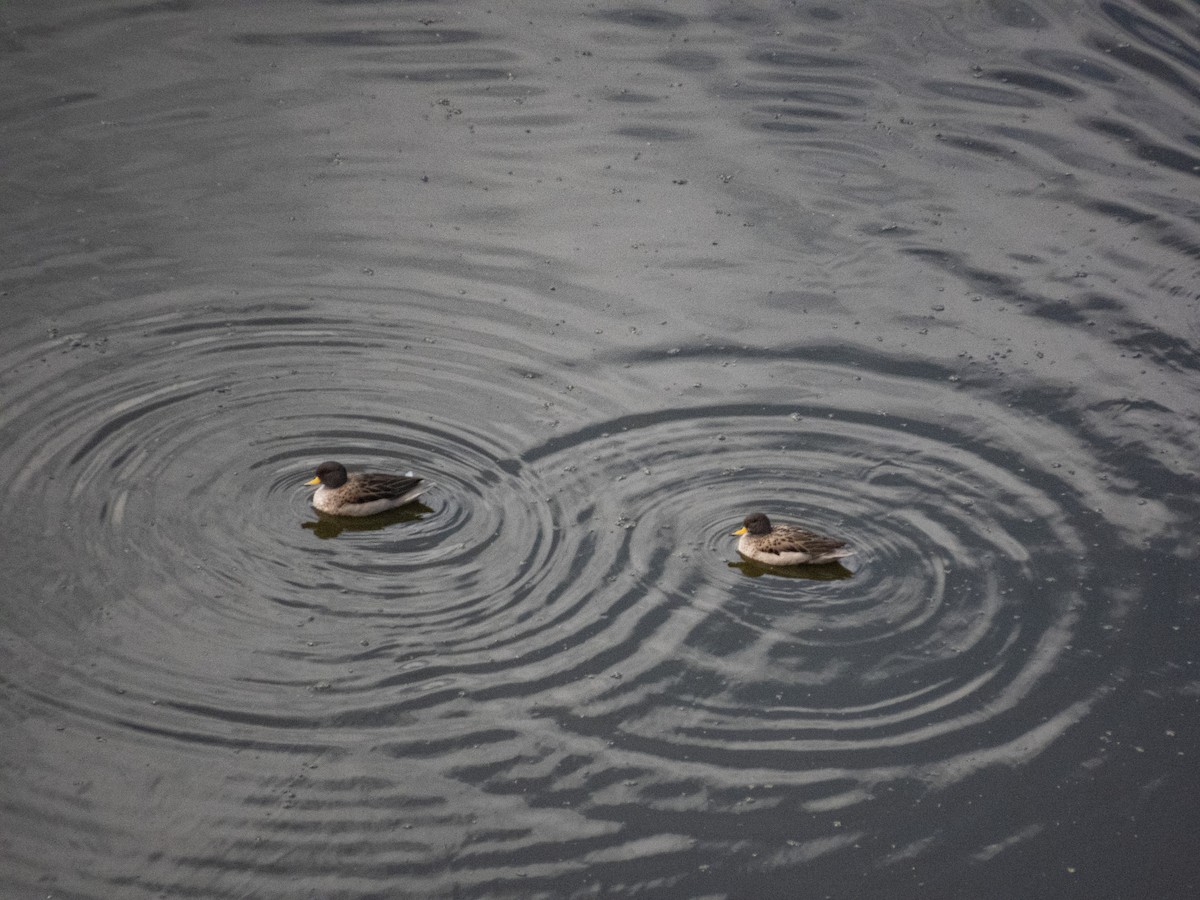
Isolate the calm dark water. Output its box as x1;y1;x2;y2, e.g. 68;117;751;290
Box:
2;1;1198;898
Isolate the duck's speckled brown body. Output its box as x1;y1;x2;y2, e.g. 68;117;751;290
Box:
306;461;428;516
733;512;852;566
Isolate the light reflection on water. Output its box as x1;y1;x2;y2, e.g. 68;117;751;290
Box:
2;1;1198;898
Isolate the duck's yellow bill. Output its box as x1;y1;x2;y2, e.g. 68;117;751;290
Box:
305;476;321;485
732;526;748;535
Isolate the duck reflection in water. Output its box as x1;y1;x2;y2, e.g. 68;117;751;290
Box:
728;558;854;580
303;501;433;540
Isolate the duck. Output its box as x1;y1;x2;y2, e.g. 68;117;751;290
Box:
732;512;852;566
305;460;429;517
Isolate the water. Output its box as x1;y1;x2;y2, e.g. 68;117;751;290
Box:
2;1;1198;898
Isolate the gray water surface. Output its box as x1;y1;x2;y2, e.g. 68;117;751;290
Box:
2;1;1198;898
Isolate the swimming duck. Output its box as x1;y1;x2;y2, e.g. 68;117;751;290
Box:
732;512;852;566
305;461;429;516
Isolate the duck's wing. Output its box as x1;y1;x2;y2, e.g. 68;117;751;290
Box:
350;473;424;502
769;525;848;556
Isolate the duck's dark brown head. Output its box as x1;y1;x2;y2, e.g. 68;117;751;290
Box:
743;512;773;534
735;512;773;536
307;461;349;488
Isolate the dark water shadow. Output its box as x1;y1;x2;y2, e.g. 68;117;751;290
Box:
302;501;433;539
727;558;855;581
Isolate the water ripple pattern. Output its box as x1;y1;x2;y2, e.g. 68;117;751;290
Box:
0;293;601;728
0;301;1173;897
502;394;1120;771
4;0;1200;897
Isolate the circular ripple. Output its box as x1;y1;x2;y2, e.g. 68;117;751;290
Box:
3;307;1139;764
2;303;1161;894
480;397;1126;783
0;293;602;729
